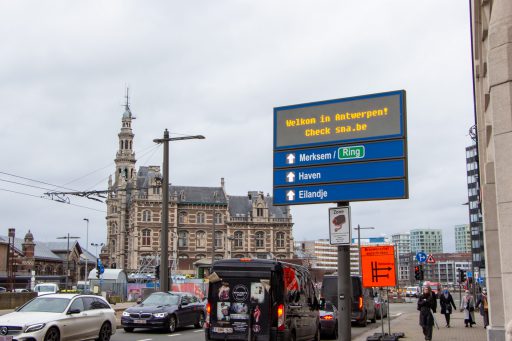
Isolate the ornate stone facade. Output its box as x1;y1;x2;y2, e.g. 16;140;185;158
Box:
105;102;294;273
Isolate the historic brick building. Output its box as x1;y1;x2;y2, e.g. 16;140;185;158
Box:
104;101;294;274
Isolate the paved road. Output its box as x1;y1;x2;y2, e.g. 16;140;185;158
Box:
111;303;409;341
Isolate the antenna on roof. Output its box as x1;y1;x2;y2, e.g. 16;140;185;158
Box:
125;87;130;109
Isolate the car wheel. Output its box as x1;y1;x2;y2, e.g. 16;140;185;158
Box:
313;325;320;341
123;327;134;333
168;315;177;333
44;327;60;341
96;322;112;341
358;312;367;327
194;313;205;328
332;323;338;340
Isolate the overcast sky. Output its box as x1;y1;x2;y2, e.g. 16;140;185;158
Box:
0;1;474;253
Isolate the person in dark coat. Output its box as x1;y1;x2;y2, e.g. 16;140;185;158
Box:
476;288;489;328
439;288;457;327
418;285;437;341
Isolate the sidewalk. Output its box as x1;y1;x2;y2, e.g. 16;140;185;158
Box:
354;309;487;341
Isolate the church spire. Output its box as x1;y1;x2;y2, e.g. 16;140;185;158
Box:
114;90;137;184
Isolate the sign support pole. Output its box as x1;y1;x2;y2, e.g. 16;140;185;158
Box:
337;201;352;341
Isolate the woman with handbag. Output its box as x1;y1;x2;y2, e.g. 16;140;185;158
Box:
460;290;476;327
439;288;457;327
418;286;437;341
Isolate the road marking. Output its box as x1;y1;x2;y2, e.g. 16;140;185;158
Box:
137;339;153;341
193;330;204;333
167;334;182;337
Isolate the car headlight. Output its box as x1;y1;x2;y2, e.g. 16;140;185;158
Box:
122;311;131;317
24;323;46;333
153;312;168;318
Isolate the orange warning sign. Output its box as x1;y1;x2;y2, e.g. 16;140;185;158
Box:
361;245;396;288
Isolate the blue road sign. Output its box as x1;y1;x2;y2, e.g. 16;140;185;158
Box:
273;140;405;168
273;90;408;205
273;179;406;205
274;159;405;187
416;252;427;263
467;271;473;278
477;277;484;284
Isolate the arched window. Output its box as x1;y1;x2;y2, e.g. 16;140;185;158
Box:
234;254;245;258
196;231;206;248
255;231;265;248
141;229;151;246
178;231;188;247
276;232;285;248
197;212;205;224
124;140;129;149
196;254;206;259
142;210;151;222
277;254;287;260
214;254;224;260
214;231;223;248
215;213;223;224
178;255;189;259
234;231;243;248
179;212;187;224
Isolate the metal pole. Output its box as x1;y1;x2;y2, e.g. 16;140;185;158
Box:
211;203;216;262
66;234;70;290
161;129;170;292
337;201;352;341
357;224;361;274
83;218;89;292
153;130;205;292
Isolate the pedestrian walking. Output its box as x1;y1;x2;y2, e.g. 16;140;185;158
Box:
418;285;437;341
460;289;476;327
476;288;489;328
439;288;457;328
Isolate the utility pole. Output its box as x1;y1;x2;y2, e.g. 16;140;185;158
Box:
83;218;89;292
354;224;375;274
57;233;80;290
154;129;204;292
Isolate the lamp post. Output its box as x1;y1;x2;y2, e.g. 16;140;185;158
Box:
154;129;205;292
353;225;375;275
83;218;89;291
91;243;105;257
57;233;80;290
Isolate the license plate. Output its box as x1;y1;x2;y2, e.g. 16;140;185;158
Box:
133;319;147;324
213;327;233;333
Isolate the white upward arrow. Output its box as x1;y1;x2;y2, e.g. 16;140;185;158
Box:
286;190;295;201
286;153;296;164
286;172;295;183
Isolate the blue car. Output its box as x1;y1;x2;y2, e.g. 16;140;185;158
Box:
121;291;205;333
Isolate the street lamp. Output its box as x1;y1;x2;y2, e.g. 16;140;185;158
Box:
353;225;375;275
57;233;80;290
83;218;89;291
153;129;205;292
91;243;105;257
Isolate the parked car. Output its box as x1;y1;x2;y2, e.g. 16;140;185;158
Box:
319;300;338;339
14;288;30;293
0;293;116;340
374;295;388;319
33;283;59;296
405;286;420;298
204;258;320;341
121;291;205;333
321;275;376;327
0;287;7;293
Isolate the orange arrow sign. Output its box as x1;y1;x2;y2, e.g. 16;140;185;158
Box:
361;245;396;288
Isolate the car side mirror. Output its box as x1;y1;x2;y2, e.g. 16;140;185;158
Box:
67;309;81;315
136;298;142;304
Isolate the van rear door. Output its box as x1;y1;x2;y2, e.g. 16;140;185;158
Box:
208;272;272;340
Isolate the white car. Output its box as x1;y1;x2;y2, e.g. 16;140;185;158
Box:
0;293;116;340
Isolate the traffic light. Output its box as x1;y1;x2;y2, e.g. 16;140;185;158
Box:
96;259;101;279
414;265;421;280
155;265;160;280
459;269;467;283
419;265;424;281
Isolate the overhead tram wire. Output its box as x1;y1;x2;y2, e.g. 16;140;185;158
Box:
0;187;106;213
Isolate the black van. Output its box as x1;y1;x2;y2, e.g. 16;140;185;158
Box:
320;275;376;327
204;259;320;341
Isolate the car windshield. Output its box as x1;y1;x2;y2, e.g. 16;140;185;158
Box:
142;294;179;306
18;297;70;313
35;285;55;292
